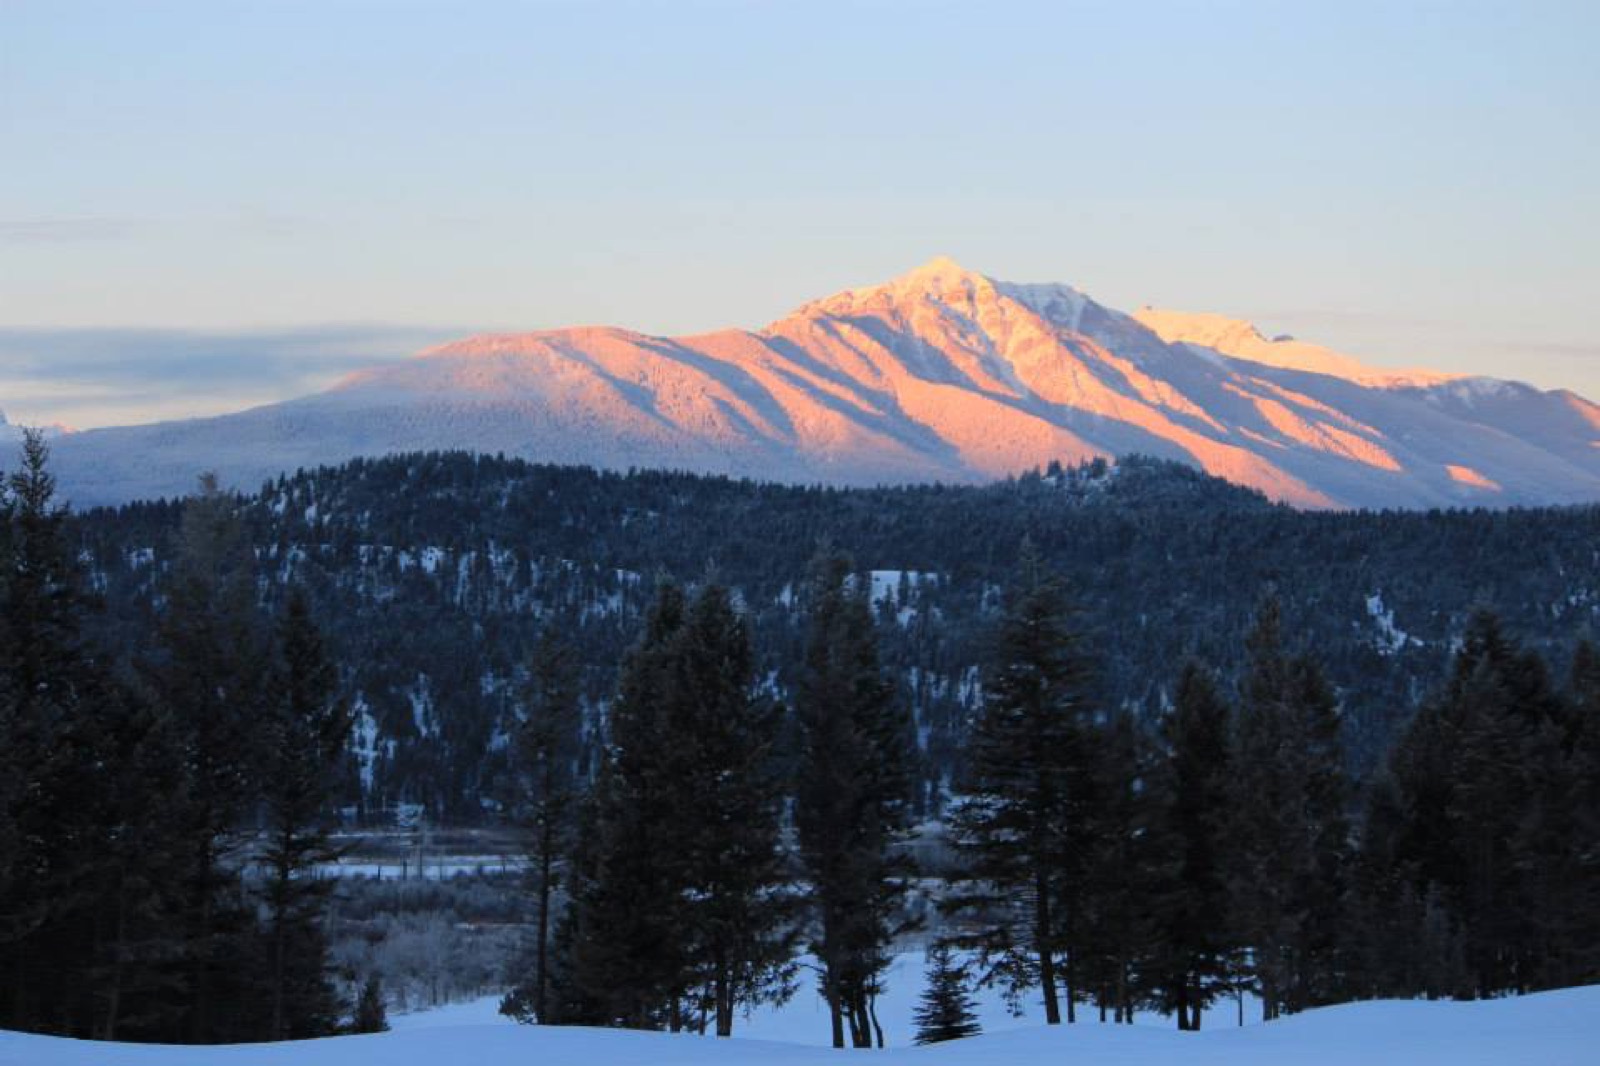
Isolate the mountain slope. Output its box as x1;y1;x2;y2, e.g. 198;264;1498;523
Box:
37;258;1600;509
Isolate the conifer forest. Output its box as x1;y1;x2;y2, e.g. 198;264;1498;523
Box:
1;436;1596;1046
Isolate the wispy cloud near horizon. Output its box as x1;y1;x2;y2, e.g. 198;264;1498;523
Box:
0;324;461;429
0;217;143;243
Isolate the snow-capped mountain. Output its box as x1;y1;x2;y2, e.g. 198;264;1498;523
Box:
36;258;1600;509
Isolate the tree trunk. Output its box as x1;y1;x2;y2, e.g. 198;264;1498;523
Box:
715;952;733;1037
102;884;126;1042
535;826;553;1024
1035;871;1061;1025
847;986;872;1048
825;954;844;1048
1065;949;1077;1024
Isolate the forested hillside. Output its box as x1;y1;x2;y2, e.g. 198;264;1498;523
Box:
67;452;1600;820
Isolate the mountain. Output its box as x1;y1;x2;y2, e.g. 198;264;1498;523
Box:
36;258;1600;509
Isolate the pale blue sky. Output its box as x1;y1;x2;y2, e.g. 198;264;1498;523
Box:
3;0;1598;426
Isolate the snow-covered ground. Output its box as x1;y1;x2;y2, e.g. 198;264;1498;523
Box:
4;984;1594;1065
736;950;1253;1044
375;950;1252;1044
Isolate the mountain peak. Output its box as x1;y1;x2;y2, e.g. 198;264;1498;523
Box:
900;255;985;287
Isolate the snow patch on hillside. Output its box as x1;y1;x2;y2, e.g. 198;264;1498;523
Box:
1365;593;1416;655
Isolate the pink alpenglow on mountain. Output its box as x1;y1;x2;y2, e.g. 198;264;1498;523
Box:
41;259;1600;509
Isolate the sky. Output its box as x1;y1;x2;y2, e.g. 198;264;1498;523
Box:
2;0;1598;428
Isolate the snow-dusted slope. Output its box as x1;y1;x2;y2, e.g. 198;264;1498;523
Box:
1;986;1594;1065
1131;307;1456;387
36;258;1600;509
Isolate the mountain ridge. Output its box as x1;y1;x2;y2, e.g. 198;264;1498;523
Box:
29;258;1600;509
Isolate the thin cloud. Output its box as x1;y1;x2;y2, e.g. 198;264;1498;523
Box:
0;217;141;243
0;324;462;428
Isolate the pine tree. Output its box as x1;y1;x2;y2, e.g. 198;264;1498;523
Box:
794;551;916;1048
153;473;274;1041
1078;708;1158;1026
549;580;690;1028
1557;641;1600;984
1288;655;1350;1010
671;583;797;1036
0;431;194;1040
351;974;388;1034
1149;660;1236;1030
913;944;980;1045
501;630;584;1026
0;430;151;1037
0;429;85;1028
1387;610;1583;996
1226;597;1349;1019
945;542;1097;1026
547;579;797;1035
258;587;351;1039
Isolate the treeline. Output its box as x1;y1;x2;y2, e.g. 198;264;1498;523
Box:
68;441;1600;813
0;433;366;1042
66;449;1600;818
495;539;1599;1045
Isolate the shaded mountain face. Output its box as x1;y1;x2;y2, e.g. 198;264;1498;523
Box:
37;257;1600;509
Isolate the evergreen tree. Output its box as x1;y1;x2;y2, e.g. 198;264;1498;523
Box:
0;431;188;1040
1227;598;1349;1019
548;580;690;1028
1288;655;1350;1010
258;588;351;1039
1149;660;1236;1030
1556;641;1600;984
794;551;916;1048
152;473;273;1041
1078;708;1159;1026
945;542;1097;1025
1387;610;1580;996
913;944;980;1045
501;631;584;1026
351;974;388;1034
671;583;797;1036
547;580;797;1035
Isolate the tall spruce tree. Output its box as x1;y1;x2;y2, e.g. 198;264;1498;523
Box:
501;630;584;1026
1078;708;1159;1026
547;580;796;1035
1149;660;1236;1030
1386;610;1579;996
0;430;183;1040
945;542;1097;1025
550;580;691;1028
672;582;796;1036
154;473;273;1041
794;551;916;1048
1558;641;1600;984
258;587;351;1039
0;429;87;1032
1227;597;1349;1019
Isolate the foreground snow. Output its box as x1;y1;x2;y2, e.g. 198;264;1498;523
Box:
3;986;1595;1065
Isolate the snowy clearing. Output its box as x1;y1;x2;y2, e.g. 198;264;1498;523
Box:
2;986;1593;1065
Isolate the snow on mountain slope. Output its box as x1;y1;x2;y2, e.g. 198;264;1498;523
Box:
34;259;1600;510
1132;307;1457;387
1;986;1594;1065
